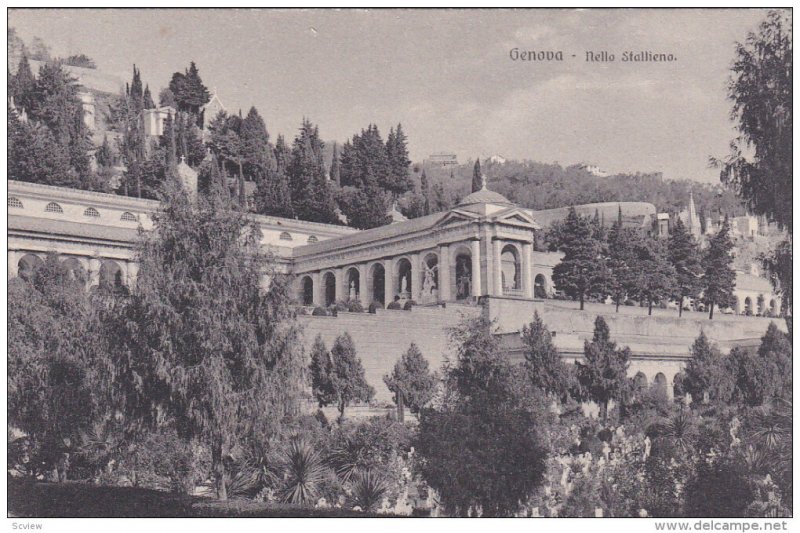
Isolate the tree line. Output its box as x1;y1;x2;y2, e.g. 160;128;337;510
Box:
549;206;740;319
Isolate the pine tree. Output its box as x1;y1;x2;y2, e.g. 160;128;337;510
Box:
143;84;155;109
702;218;737;319
288;119;339;224
683;331;733;405
383;343;438;422
420;169;431;216
309;335;336;407
10;54;35;112
169;61;210;116
385;123;412;196
112;180;304;499
574;316;631;421
629;237;676;315
552;208;608;310
329;142;341;185
8;105;74;186
327;333;374;420
336;125;391;228
606;207;640;312
253;135;293;219
521;311;570;399
472;158;483;192
668;217;703;317
241;106;272;180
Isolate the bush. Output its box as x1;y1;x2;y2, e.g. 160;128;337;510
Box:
312;306;330;316
334;300;349;312
403;300;416;310
368;302;379;313
387;301;402;310
346;300;364;313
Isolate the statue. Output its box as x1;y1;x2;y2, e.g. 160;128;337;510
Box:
400;274;408;295
422;263;438;296
349;280;357;300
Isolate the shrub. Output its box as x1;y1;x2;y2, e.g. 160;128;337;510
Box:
312;306;330;316
347;300;365;313
387;301;402;310
403;300;416;310
348;469;390;512
334;300;349;312
276;437;328;505
368;302;378;314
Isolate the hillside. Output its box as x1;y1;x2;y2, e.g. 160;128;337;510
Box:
413;158;746;220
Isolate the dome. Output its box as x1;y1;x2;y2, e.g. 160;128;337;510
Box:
458;188;513;207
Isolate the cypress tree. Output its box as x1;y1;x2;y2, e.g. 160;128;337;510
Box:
575;316;631;421
420;169;431;216
288;119;339;224
702;218;737;319
629;237;676;315
143;84;155;109
552;208;608;310
253;135;293;219
668;217;703;317
606;207;639;312
330;142;341;185
385;123;412;196
241;106;272;180
472;158;483;192
11;54;35;112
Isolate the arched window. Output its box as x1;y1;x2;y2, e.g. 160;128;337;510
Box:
346;267;360;301
395;258;412;298
654;373;668;395
8;197;23;209
84;207;100;218
455;252;472;300
300;276;314;306
17;254;44;281
280;231;293;241
323;272;336;306
45;202;63;213
307;235;319;244
121;212;137;222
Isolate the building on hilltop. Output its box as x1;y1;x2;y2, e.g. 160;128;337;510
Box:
424;152;459;167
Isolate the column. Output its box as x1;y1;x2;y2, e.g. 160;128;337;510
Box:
470;239;482;297
311;272;322;306
384;257;395;305
127;262;139;288
438;244;450;301
493;238;503;296
522;242;533;299
358;264;368;303
410;252;421;302
8;250;20;279
88;258;101;287
335;267;345;303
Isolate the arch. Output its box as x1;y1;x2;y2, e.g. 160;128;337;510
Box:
62;257;87;284
83;207;100;218
395;257;412;299
323;271;336;306
633;371;648;391
733;297;742;315
45;202;63;214
744;296;753;316
653;373;668;395
673;371;687;400
421;252;439;303
345;267;360;301
500;244;521;294
8;197;23;209
17;254;44;281
770;299;778;316
279;231;293;241
756;294;765;315
307;235;318;244
300;275;313;306
534;274;548;299
99;260;124;288
370;263;386;306
454;250;473;300
120;212;137;222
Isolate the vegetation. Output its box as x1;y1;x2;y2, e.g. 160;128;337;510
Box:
383;343;439;422
308;333;375;420
702;218;737;319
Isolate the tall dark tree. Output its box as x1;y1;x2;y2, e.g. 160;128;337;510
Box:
668;217;703;317
329;142;341;185
241;106;273;180
629;237;676;315
142;84;155;109
287;119;339;224
552;208;608;310
472;158;483;192
8;105;73;187
385;123;412;196
606;207;640;312
312;333;374;420
415;315;548;516
521;312;571;400
383;343;438;422
112;180;305;500
683;331;733;405
10;54;35;112
574;316;631;421
419;169;431;216
253;134;294;219
169;61;210;118
702;218;737;319
716;10;792;233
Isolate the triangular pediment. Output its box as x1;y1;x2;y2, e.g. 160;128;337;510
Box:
434;209;481;227
492;207;541;229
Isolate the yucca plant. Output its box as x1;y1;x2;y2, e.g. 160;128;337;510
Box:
648;409;698;455
348;468;389;513
277;437;327;505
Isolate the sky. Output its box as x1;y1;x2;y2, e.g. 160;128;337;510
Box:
9;8;774;183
